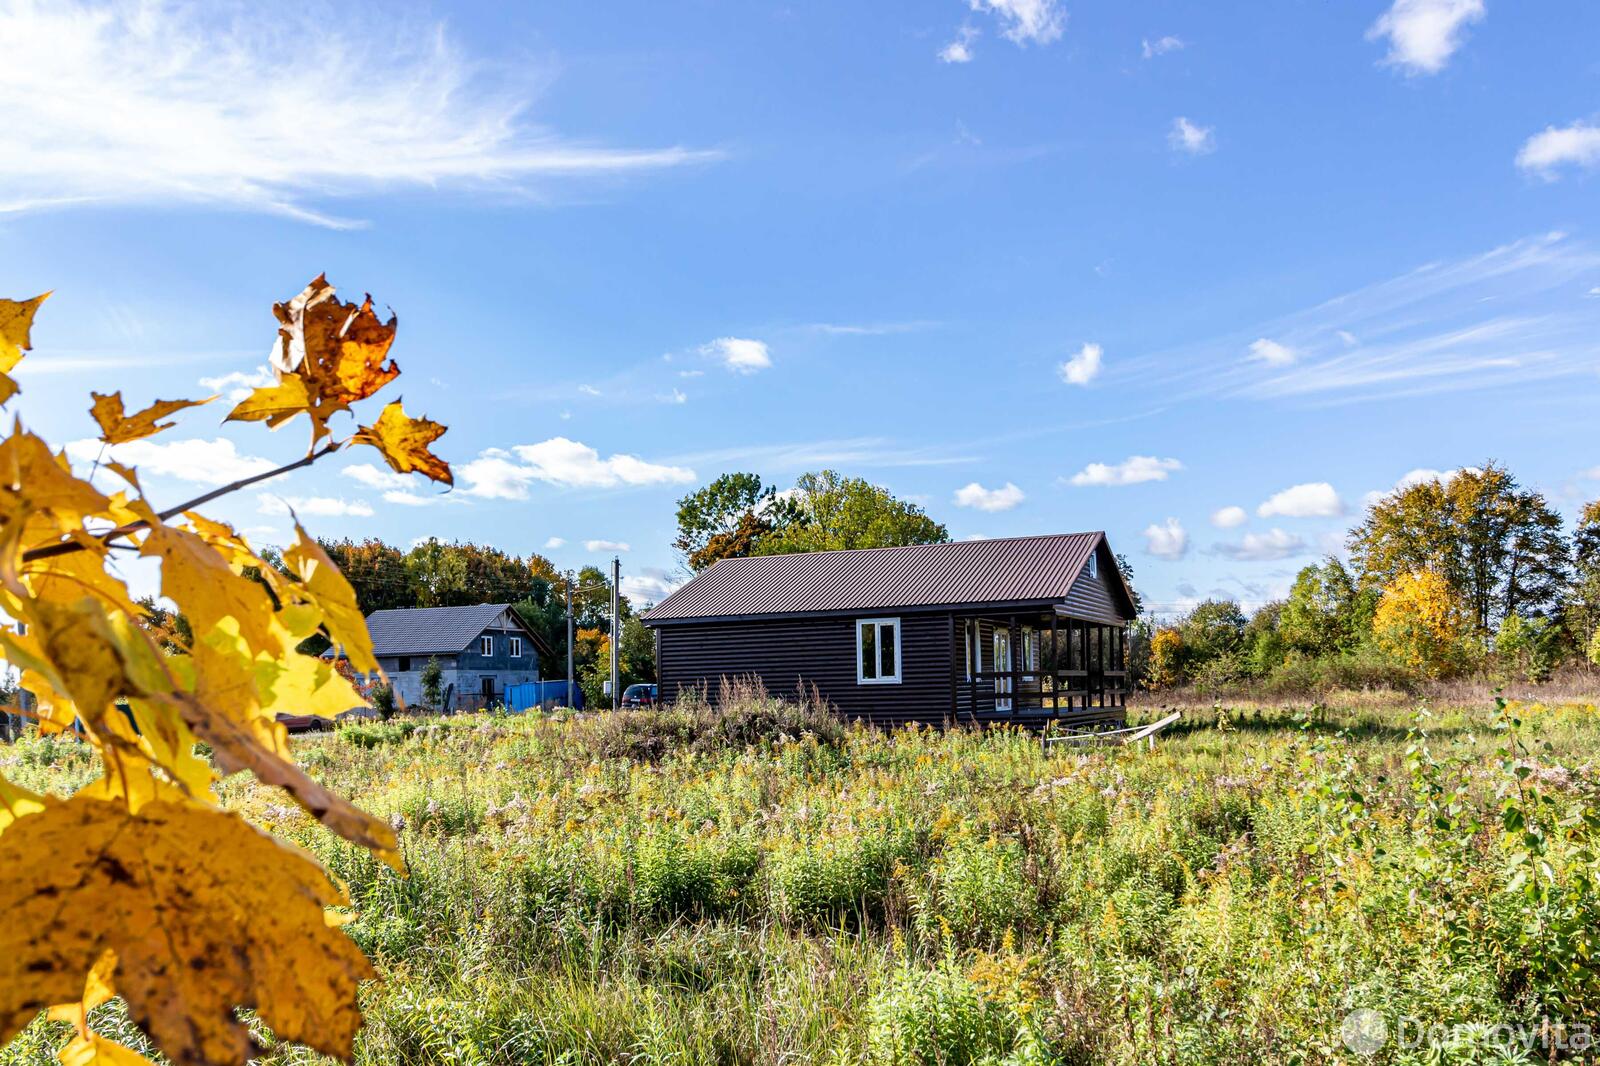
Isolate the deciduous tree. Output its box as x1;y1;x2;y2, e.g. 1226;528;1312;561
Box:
1349;464;1569;638
758;469;946;554
1372;570;1471;678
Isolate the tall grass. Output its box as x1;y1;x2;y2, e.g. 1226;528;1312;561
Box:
4;686;1599;1064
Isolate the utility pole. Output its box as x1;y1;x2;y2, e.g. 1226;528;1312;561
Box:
610;556;621;712
564;571;574;709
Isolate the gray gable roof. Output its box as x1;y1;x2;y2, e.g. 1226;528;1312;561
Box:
644;532;1134;623
365;603;533;657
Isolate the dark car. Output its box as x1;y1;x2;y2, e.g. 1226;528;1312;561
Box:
621;683;658;708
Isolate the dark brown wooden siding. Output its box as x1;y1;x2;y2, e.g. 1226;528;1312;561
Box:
657;612;955;727
1061;543;1125;624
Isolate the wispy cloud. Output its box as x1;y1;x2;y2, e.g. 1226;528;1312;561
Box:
702;337;772;374
808;321;938;336
968;0;1065;46
939;24;980;63
953;481;1025;512
1517;121;1600;179
1058;342;1103;386
1212;528;1307;561
66;436;276;486
1210;506;1248;529
461;438;695;498
1069;456;1183;487
1143;517;1189;560
1168;117;1215;156
1142;35;1185;58
1120;233;1600;406
585;539;630;552
257;495;374;518
1367;0;1485;75
1257;481;1345;518
669;436;976;472
621;566;684;604
0;1;716;227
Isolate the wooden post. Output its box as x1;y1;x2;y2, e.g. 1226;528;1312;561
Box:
947;612;957;725
1049;610;1059;719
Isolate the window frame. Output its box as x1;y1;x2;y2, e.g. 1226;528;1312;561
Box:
480;635;493;657
510;636;523;659
1087;551;1099;579
856;617;903;685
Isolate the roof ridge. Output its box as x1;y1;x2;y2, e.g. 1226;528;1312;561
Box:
701;530;1102;569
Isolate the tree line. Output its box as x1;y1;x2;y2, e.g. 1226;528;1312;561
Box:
1144;464;1600;690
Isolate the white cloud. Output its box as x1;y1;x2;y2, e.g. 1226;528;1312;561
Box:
198;365;274;402
1361;466;1481;508
1257;481;1345;518
1168;117;1215;155
702;337;771;374
460;438;696;498
659;387;688;405
578;384;602;397
544;536;567;549
1143;517;1188;560
1589;287;1600;298
1058;342;1103;386
969;0;1065;45
379;489;458;507
1248;338;1297;366
1069;456;1183;487
1213;529;1306;561
1210;505;1248;529
939;24;979;63
621;566;685;604
1367;0;1485;75
341;463;411;491
66;437;277;486
678;369;705;378
953;481;1025;512
0;2;713;228
1337;330;1360;346
257;495;373;518
1141;35;1185;58
1516;121;1600;179
585;539;630;552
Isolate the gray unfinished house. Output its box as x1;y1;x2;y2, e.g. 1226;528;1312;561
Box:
365;604;550;712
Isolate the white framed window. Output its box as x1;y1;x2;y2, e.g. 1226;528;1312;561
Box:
857;618;902;684
480;635;493;656
963;620;977;680
1087;552;1099;579
510;636;523;658
1021;626;1038;680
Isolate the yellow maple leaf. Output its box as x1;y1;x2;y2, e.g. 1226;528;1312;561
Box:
282;523;378;673
0;798;375;1066
257;276;399;444
140;523;275;656
0;777;47;836
350;400;451;486
88;392;213;445
223;375;310;430
0;293;49;406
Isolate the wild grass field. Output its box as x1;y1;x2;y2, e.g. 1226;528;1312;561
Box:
4;685;1600;1065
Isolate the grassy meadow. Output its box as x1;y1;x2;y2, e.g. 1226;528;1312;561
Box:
4;685;1600;1065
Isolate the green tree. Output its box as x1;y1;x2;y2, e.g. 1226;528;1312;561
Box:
1279;558;1376;657
318;537;413;613
758;470;947;555
420;656;445;708
1242;600;1287;676
1178;599;1248;666
674;472;783;570
1349;464;1570;639
405;537;558;607
1565;500;1600;652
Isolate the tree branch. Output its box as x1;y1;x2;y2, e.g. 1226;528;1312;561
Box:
21;441;342;564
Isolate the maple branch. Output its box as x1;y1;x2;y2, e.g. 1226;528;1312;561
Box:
21;441;343;564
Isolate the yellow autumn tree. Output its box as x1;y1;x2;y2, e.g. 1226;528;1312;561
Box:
1372;569;1471;678
0;277;450;1066
1146;627;1184;690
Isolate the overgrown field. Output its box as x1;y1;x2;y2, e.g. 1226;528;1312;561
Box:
5;688;1600;1065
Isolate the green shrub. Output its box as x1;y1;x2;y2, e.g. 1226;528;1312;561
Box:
912;835;1037;946
866;960;1046;1066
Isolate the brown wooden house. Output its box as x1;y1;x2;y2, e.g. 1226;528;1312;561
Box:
642;532;1136;729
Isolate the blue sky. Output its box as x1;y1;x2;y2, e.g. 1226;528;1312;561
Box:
3;0;1598;613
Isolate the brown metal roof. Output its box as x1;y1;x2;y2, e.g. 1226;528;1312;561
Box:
644;532;1111;623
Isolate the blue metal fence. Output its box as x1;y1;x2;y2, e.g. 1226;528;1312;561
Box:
503;680;583;713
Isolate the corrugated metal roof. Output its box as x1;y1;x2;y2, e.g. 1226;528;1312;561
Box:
644;532;1107;622
366;603;519;656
